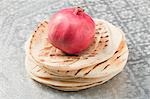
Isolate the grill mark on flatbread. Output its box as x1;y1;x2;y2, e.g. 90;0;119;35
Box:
94;50;97;52
32;34;35;38
40;59;45;62
105;35;109;38
37;68;42;72
88;54;95;57
114;51;118;54
29;30;36;51
103;64;110;70
96;32;99;34
104;44;108;47
68;56;80;59
84;70;92;76
64;60;74;62
97;27;102;30
40;52;49;57
42;46;53;50
118;50;128;59
84;57;88;59
93;60;108;69
29;46;31;49
116;56;121;59
105;40;109;42
40;23;45;28
46;71;61;77
99;39;109;43
30;40;32;45
41;30;44;33
32;65;38;70
49;53;64;56
54;47;57;53
44;21;48;24
104;31;107;34
101;35;109;38
75;69;82;75
113;40;124;56
49;54;54;56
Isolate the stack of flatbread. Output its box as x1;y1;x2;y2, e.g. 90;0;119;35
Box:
25;19;129;91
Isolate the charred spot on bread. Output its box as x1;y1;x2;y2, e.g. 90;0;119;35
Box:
103;64;110;70
75;69;82;75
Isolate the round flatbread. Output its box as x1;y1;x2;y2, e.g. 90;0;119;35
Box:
26;19;123;71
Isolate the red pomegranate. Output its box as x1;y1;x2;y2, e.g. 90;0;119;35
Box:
48;7;95;55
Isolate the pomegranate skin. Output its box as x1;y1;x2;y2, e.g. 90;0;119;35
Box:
48;7;95;55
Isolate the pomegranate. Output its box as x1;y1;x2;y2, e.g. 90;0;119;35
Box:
48;7;95;55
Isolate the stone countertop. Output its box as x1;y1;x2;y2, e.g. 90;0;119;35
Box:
0;0;150;99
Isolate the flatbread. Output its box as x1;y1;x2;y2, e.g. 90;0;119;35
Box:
25;37;128;78
26;52;127;91
26;19;122;71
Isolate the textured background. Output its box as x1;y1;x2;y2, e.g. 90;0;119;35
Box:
0;0;150;99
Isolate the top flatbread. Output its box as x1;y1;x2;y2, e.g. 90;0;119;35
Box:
26;19;122;71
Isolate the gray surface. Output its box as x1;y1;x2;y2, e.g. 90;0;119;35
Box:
0;0;150;99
